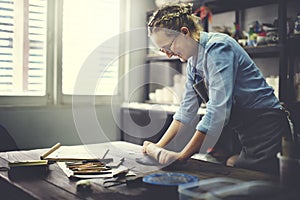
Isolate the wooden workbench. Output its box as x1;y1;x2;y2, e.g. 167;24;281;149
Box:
0;141;296;200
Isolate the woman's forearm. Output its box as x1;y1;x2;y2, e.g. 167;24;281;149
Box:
178;130;206;161
156;119;184;147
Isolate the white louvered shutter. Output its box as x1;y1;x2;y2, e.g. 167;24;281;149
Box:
0;0;47;96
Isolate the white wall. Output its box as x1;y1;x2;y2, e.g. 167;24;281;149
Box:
125;0;156;102
0;106;120;150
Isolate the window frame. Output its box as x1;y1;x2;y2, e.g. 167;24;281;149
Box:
0;0;50;106
0;0;126;107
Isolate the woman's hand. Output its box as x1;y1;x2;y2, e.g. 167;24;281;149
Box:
142;141;181;165
158;149;181;165
142;140;153;154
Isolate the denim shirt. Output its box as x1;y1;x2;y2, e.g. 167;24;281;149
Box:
173;32;280;136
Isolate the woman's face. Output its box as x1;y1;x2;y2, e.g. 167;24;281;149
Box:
150;29;198;62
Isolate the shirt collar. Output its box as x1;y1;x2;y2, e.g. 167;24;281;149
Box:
197;31;209;63
188;31;209;68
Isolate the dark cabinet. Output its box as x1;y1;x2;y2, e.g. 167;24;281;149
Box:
120;104;202;150
120;107;173;145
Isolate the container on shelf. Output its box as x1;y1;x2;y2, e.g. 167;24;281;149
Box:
294;11;300;35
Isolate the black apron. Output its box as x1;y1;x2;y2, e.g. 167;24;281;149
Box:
227;107;291;175
192;70;291;175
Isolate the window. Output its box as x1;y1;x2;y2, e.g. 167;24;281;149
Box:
62;0;120;96
0;0;122;105
0;0;47;96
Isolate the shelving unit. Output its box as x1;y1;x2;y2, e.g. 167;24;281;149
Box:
194;0;281;14
122;0;300;146
203;0;300;104
287;36;300;103
145;0;300;105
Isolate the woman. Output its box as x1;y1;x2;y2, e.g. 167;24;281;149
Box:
142;3;291;175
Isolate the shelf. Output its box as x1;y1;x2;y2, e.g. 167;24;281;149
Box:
146;54;181;62
121;102;206;115
150;0;298;16
287;36;300;55
146;45;281;61
189;0;297;14
244;45;280;58
204;0;277;14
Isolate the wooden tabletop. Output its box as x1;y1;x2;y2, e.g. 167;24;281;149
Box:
0;141;289;200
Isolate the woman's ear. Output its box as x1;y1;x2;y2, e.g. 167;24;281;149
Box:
180;27;190;36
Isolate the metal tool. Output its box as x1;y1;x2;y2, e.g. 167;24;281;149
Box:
102;167;135;188
107;157;124;168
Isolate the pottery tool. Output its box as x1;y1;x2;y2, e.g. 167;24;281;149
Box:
40;143;61;160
